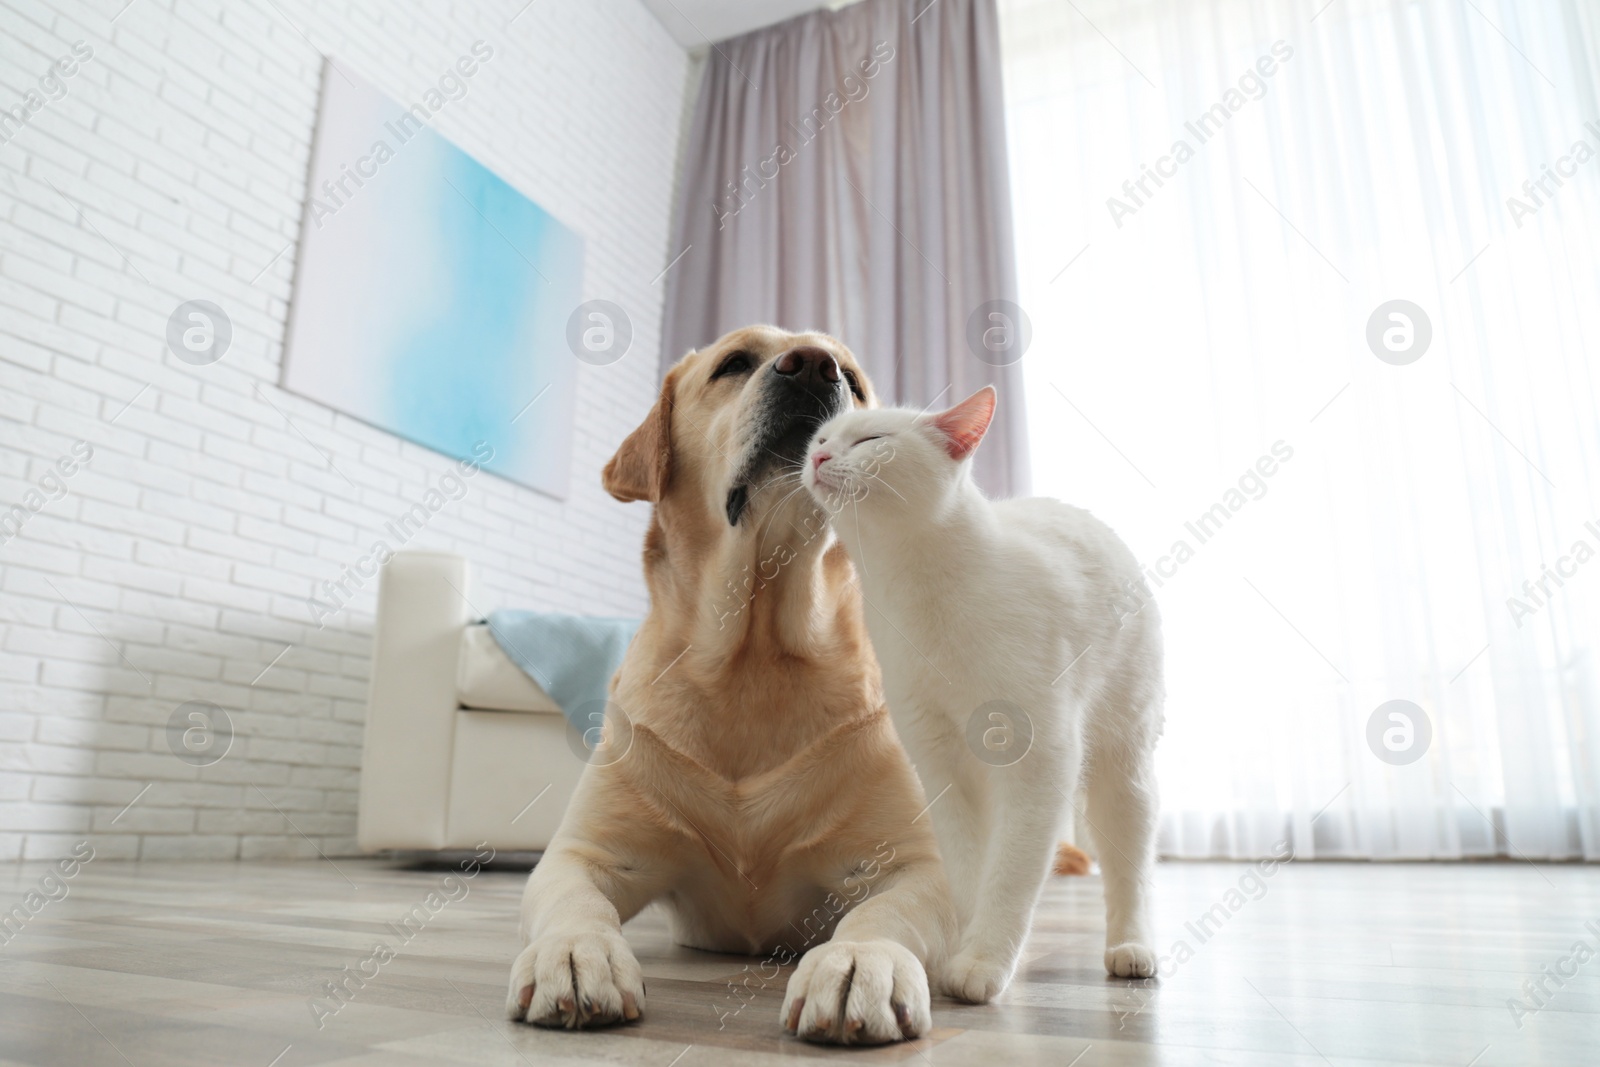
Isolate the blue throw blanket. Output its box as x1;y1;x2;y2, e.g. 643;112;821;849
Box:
484;610;640;733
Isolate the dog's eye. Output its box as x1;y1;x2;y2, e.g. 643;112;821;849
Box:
711;351;754;381
842;368;865;401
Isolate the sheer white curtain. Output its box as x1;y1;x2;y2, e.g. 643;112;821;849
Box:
1000;0;1600;860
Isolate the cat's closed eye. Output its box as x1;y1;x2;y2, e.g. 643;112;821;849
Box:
852;435;884;446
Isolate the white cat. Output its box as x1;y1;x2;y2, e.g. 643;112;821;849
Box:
801;386;1164;1001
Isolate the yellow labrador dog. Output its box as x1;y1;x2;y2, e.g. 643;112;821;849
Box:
505;326;958;1045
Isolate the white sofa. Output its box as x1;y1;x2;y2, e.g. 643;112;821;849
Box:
357;551;586;853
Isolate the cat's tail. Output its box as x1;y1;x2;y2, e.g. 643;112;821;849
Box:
1053;841;1092;876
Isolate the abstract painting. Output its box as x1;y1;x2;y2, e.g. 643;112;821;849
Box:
282;58;583;499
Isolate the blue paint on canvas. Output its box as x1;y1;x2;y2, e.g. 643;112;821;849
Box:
282;59;583;498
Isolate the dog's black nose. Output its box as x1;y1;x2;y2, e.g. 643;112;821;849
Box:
772;346;841;386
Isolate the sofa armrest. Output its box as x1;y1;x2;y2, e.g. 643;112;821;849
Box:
357;551;471;851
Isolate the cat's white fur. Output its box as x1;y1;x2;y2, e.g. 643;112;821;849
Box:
801;387;1164;1000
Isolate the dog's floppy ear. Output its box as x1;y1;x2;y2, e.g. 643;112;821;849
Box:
602;367;678;503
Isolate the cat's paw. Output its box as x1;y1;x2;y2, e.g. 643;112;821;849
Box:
1105;941;1158;979
506;929;644;1028
781;940;930;1045
939;950;1013;1003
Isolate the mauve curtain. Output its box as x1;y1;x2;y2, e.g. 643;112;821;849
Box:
662;0;1029;498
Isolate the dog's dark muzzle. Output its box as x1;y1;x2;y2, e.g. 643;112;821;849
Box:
765;344;849;432
773;345;842;390
725;346;852;525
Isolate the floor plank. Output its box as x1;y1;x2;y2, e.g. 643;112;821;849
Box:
0;859;1595;1065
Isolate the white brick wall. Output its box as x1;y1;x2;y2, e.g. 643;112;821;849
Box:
0;0;688;860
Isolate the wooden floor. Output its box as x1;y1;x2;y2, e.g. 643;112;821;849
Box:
0;857;1595;1066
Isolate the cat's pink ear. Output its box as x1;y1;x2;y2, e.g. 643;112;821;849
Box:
930;387;996;461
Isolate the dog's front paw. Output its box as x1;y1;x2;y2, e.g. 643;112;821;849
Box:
506;929;644;1028
939;949;1012;1003
780;939;930;1045
1105;941;1158;979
